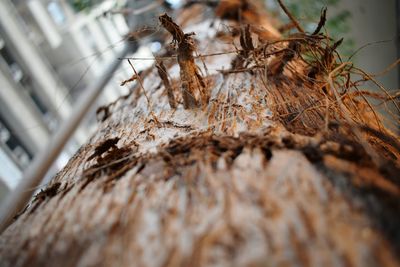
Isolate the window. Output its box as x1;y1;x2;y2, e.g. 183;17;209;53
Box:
47;1;66;26
0;116;32;169
0;45;23;82
0;41;56;131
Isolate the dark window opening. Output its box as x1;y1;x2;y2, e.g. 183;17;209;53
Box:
0;115;33;169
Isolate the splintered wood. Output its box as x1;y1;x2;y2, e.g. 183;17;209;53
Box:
0;1;399;267
159;13;207;109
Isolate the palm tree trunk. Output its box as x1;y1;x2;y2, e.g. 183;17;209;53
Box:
1;2;400;266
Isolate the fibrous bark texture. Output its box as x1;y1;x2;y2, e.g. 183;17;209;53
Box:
1;2;400;267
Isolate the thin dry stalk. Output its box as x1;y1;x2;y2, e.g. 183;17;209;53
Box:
276;0;305;33
156;60;176;108
127;59;160;124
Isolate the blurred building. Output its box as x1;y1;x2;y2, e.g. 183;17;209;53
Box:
335;0;398;93
0;0;143;190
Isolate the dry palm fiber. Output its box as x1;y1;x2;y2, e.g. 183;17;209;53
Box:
0;1;400;267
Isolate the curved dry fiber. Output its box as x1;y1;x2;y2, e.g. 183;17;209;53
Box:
1;1;399;267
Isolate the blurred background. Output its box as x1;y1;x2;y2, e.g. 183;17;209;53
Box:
0;0;398;202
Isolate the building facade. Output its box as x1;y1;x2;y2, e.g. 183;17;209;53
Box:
0;0;141;194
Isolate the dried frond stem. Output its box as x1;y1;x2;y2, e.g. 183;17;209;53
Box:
159;13;207;109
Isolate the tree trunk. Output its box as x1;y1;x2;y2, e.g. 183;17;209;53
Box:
1;2;400;267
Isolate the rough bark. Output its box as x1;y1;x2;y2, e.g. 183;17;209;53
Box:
1;2;400;267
